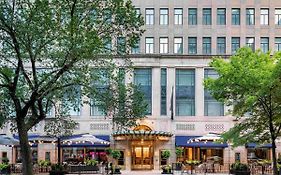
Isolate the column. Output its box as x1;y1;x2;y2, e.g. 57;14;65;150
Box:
152;68;160;117
195;67;204;116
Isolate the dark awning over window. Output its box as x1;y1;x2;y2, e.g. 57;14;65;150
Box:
175;136;228;148
245;143;272;148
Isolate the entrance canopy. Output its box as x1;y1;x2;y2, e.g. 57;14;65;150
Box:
175;136;228;148
113;130;173;141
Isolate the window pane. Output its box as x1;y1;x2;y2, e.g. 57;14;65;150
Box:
203;8;212;25
160;8;168;25
275;9;281;25
232;8;240;25
160;37;168;54
188;8;197;25
246;37;255;51
217;37;226;54
117;37;126;54
217;8;226;25
131;38;140;54
203;37;211;54
204;69;224;116
161;68;167;115
246;8;255;25
260;37;269;53
174;8;183;25
145;37;154;53
260;9;269;25
146;9;154;25
134;68;152;115
231;37;240;54
176;69;195;116
188;37;197;54
275;37;281;52
174;37;183;54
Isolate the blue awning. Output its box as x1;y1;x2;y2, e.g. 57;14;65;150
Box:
175;136;228;148
246;143;272;148
61;135;110;148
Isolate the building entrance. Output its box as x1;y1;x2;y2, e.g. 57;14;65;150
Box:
131;142;153;170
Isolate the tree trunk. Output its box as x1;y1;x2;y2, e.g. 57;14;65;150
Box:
18;125;33;175
272;140;278;175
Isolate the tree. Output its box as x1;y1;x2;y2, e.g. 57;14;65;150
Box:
0;0;143;174
204;47;281;175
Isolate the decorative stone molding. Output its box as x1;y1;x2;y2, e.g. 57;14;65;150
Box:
176;123;195;131
205;124;224;132
90;123;109;130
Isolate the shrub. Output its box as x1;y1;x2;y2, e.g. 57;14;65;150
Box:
110;150;121;160
1;157;9;164
85;159;98;166
175;147;184;157
38;160;51;167
230;162;249;171
0;163;9;170
161;150;171;159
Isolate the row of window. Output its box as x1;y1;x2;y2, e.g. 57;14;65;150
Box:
140;8;281;26
140;37;281;54
61;68;223;117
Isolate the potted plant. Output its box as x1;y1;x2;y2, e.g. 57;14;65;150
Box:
185;160;201;174
161;165;172;174
110;150;121;174
49;164;67;175
38;160;51;172
0;163;10;174
230;162;250;175
85;159;99;171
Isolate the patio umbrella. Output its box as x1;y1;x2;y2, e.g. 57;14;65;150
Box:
0;135;19;146
62;134;110;145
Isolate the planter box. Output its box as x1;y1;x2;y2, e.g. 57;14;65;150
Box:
49;170;67;175
0;168;11;174
230;169;250;175
161;169;172;174
110;168;121;174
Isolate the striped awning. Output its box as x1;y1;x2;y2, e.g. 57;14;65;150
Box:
113;130;173;140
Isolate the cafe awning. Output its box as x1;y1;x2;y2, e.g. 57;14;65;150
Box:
246;143;272;148
175;136;228;148
113;130;173;141
61;135;110;147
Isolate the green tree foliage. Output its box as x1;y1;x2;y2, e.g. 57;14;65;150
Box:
204;47;281;175
0;0;144;175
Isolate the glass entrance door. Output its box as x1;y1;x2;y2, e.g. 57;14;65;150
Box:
132;145;153;170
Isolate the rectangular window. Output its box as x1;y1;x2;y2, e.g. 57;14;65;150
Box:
275;37;281;52
232;8;240;25
203;8;212;25
145;8;154;25
275;9;281;25
204;69;224;116
188;8;197;25
63;86;81;116
145;37;154;54
260;37;269;53
160;37;168;54
188;37;197;54
103;37;112;54
131;38;140;54
217;8;226;25
117;37;126;54
174;8;183;25
246;8;255;25
134;68;152;115
174;37;183;54
135;8;141;17
91;70;109;116
260;9;269;25
231;37;240;54
161;68;167;115
217;37;226;54
246;37;255;51
160;8;168;25
202;37;211;55
176;69;195;116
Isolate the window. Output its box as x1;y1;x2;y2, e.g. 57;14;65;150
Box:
134;68;152;115
161;68;167;115
135;8;141;17
131;38;140;54
160;37;168;54
145;37;154;54
203;8;212;25
232;8;240;25
260;9;269;25
217;8;226;25
175;69;195;116
275;9;281;25
204;69;224;116
103;38;112;54
231;37;240;54
63;86;81;116
217;37;226;54
260;37;269;53
145;8;154;25
275;37;281;52
246;8;255;25
174;37;183;54
160;8;168;25
202;37;211;54
188;8;197;25
91;70;109;116
117;37;126;54
246;37;255;51
188;37;197;54
174;8;183;25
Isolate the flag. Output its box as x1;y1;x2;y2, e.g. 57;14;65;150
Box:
170;86;174;120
